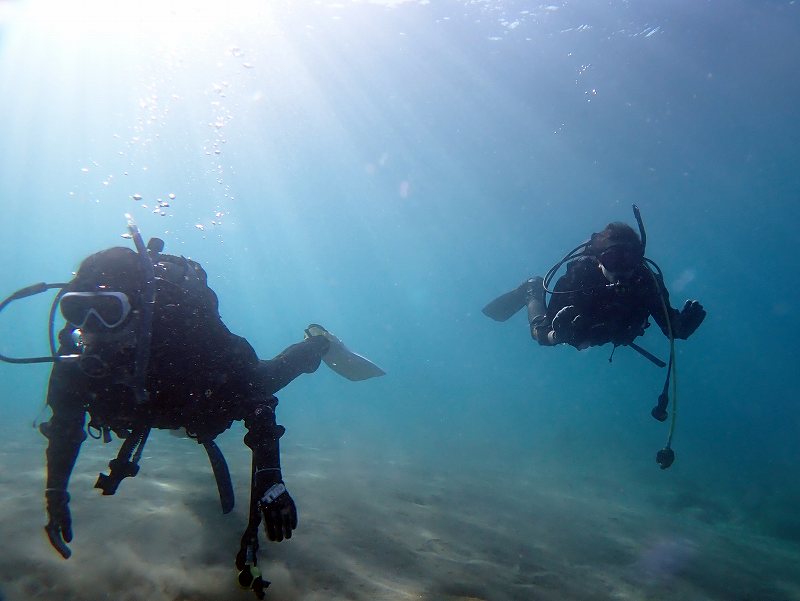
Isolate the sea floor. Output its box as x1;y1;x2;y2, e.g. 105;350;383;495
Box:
1;425;798;601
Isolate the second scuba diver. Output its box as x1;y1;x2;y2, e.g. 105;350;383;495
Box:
482;205;706;468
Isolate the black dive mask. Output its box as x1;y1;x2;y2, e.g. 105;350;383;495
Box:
60;291;132;330
598;244;642;273
0;215;157;406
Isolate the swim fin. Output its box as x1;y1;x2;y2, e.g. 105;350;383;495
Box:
482;280;532;322
305;324;386;381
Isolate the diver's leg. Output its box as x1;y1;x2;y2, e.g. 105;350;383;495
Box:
525;277;546;325
525;277;555;345
258;336;330;395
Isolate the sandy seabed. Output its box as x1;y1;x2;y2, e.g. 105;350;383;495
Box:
1;425;798;601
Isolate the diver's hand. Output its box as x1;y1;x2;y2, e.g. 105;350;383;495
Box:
259;483;297;542
44;489;73;559
552;305;584;344
673;300;706;339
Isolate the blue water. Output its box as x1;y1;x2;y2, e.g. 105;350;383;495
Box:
1;1;799;600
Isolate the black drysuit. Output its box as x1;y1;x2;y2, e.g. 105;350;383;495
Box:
536;256;682;349
40;247;328;559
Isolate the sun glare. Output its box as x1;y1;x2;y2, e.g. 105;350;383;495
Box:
18;0;277;46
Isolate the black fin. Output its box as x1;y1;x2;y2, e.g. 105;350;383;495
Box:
482;284;528;322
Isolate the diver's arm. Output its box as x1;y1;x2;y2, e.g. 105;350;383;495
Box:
645;272;685;338
651;296;705;341
243;398;297;542
40;362;88;559
531;262;588;346
645;268;706;340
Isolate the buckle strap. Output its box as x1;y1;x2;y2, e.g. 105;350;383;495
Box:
203;440;235;514
94;427;151;495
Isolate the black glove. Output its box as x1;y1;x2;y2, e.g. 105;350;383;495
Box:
44;489;73;559
259;482;297;542
552;305;584;344
673;300;706;339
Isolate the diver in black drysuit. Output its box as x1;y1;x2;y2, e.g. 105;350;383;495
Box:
2;229;383;599
526;246;704;352
482;207;706;469
484;216;705;354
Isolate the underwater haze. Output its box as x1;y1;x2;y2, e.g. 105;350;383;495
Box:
1;1;799;600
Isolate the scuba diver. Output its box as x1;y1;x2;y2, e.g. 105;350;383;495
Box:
482;205;706;469
0;215;384;599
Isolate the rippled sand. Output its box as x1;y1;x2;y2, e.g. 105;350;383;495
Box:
1;426;798;601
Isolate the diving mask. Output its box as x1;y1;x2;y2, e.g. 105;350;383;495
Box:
60;291;132;330
598;244;642;274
